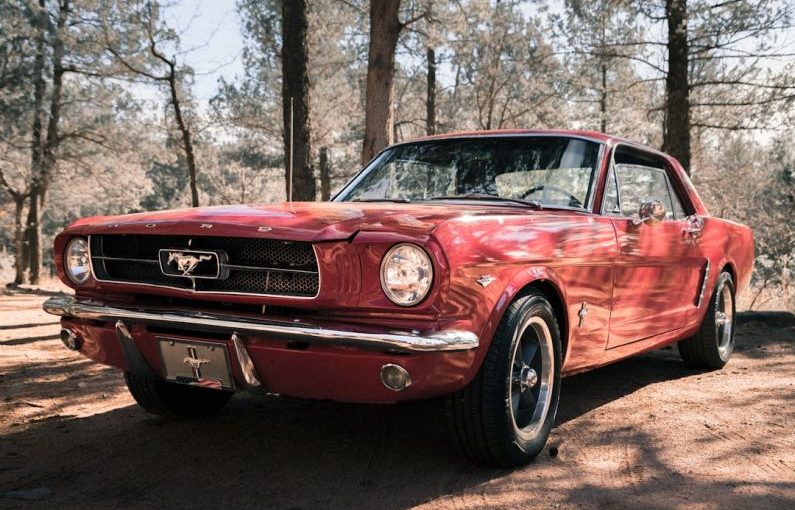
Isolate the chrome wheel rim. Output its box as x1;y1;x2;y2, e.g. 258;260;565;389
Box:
715;283;734;358
509;315;554;441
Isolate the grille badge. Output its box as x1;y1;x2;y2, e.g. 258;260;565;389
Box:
158;249;229;281
168;252;212;276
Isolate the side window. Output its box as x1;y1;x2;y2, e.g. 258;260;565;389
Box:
614;164;675;220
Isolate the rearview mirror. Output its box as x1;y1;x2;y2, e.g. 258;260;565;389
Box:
633;200;666;226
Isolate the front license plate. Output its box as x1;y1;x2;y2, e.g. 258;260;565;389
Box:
157;338;234;391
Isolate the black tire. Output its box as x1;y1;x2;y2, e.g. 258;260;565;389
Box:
445;290;562;467
124;372;234;419
678;271;736;369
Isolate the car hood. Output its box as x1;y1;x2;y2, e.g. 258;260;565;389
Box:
65;201;532;242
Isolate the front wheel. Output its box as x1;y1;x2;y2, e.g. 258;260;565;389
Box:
445;290;561;467
678;271;736;369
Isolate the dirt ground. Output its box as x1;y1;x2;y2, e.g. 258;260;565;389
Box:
0;290;793;510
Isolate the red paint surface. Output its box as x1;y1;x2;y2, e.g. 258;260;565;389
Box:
53;130;754;403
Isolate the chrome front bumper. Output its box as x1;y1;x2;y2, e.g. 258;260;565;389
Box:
42;295;479;353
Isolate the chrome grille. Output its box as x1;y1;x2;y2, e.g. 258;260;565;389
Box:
90;235;319;297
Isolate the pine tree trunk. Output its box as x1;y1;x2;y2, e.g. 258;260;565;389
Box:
319;147;330;201
282;0;315;201
426;47;436;135
663;0;692;174
24;192;41;284
167;62;199;207
13;195;26;285
600;60;608;133
361;0;402;164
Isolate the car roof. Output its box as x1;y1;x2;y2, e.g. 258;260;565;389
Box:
400;129;656;152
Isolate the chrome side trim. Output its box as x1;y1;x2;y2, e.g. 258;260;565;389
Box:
43;295;479;353
696;260;711;308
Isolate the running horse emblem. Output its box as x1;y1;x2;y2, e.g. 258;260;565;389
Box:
167;252;213;276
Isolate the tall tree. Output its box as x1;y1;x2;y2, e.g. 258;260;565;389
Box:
0;0;36;284
361;0;402;164
426;47;436;135
424;0;437;136
634;0;794;174
103;1;201;207
663;0;691;171
24;0;69;284
281;0;315;201
558;0;648;136
445;0;562;131
1;0;155;283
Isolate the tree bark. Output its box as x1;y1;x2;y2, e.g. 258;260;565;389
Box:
663;0;692;174
166;63;199;207
0;169;28;285
319;147;330;201
600;60;607;133
24;189;41;283
13;195;26;285
361;0;402;164
281;0;315;201
426;47;436;135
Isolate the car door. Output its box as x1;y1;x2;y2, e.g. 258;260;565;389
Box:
603;154;704;348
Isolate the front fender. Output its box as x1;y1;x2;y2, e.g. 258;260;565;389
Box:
445;263;569;387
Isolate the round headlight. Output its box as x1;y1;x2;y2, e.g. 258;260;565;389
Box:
380;243;433;306
65;237;91;285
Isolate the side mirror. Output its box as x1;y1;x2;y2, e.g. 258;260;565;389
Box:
633;199;666;226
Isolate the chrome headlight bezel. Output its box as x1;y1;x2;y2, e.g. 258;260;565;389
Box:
64;237;92;285
379;243;434;307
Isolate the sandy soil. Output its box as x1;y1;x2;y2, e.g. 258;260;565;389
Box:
0;290;793;510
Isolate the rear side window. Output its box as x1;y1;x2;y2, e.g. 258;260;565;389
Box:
614;164;679;220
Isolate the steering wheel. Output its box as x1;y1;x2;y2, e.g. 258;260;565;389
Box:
519;184;582;208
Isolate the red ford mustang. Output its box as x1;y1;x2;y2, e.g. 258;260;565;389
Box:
44;130;754;466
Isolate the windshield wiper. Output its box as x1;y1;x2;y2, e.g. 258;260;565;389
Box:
350;197;411;203
425;194;542;209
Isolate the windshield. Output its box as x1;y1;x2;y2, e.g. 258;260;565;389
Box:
335;136;601;209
